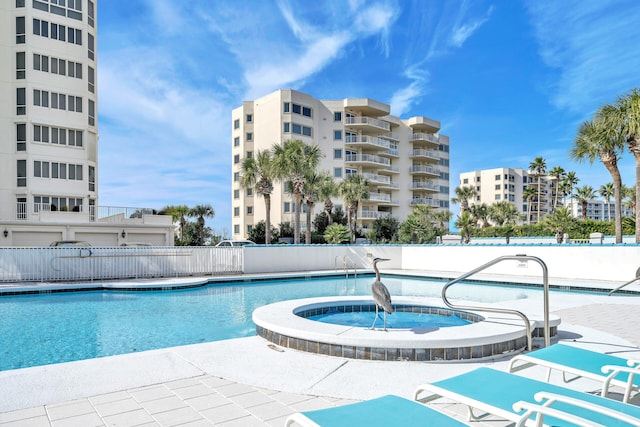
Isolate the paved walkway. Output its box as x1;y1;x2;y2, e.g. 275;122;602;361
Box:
1;293;639;426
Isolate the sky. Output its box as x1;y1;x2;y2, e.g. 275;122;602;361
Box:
96;0;640;235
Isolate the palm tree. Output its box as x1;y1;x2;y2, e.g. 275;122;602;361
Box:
324;223;350;244
542;206;576;243
548;166;565;211
574;185;596;219
272;139;322;244
623;184;636;214
489;201;520;226
563;171;579;214
469;203;489;228
571;110;625;242
188;204;215;245
454;211;474;244
528;157;547;223
433;210;453;233
159;204;189;243
317;172;337;226
451;186;477;213
609;89;640;242
522;186;537;225
302;171;325;244
599;182;614;222
338;174;370;243
240;150;276;244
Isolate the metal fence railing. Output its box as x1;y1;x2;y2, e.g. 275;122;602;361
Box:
0;246;244;283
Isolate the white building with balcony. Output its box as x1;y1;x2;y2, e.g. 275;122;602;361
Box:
231;89;450;239
459;167;560;224
0;1;172;246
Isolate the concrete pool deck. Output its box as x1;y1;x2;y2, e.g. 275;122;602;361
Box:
1;274;639;426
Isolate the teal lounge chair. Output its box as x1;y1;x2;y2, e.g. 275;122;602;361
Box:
414;367;640;426
508;343;640;402
284;394;470;426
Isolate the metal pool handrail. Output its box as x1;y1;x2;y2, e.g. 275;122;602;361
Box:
608;267;640;296
441;254;550;351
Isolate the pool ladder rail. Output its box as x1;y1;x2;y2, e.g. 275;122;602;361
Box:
441;254;551;351
334;255;357;279
608;267;640;296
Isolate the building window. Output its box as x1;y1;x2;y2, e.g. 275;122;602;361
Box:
333;149;342;159
302;126;312;137
495;175;500;180
88;100;95;126
233;119;240;129
17;160;27;187
233;207;240;217
16;0;25;7
234;154;240;164
88;166;95;191
283;122;290;133
495;194;501;200
334;111;342;122
283;102;290;113
284;202;291;213
292;104;301;114
233;189;240;199
233;172;239;182
247;206;253;215
33;18;48;37
16;88;26;115
246;188;253;196
88;33;94;60
88;1;95;27
247;225;253;233
302;106;312;117
234;137;240;147
16;52;25;79
246;151;253;159
17;123;26;151
88;66;95;93
234;225;240;234
16;16;25;43
246;132;253;141
333;167;342;178
463;178;468;184
334;130;342;140
495;184;500;190
246;114;252;122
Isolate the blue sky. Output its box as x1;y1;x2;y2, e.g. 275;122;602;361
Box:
96;0;640;235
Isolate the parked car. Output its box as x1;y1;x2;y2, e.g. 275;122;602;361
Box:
49;240;91;247
120;242;152;246
215;239;256;247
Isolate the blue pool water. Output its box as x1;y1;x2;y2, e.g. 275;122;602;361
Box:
0;275;547;371
308;311;471;329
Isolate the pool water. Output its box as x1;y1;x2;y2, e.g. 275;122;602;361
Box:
307;311;471;329
0;275;546;371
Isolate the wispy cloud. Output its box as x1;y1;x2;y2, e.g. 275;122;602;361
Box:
390;1;493;116
525;0;640;115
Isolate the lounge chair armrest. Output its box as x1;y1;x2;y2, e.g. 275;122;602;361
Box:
284;413;321;427
532;391;640;425
627;359;640;368
602;364;640;376
512;400;608;427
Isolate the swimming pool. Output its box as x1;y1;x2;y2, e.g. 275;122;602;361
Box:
0;274;560;371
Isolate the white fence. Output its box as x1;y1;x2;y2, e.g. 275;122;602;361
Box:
0;247;243;283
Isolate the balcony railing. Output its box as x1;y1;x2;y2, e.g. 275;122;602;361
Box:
410;181;438;191
411;133;440;144
367;193;399;205
345;153;391;166
359;211;392;219
410;149;440;160
410;198;440;207
345;116;391;131
409;165;440;175
345;135;391;149
13;202;159;222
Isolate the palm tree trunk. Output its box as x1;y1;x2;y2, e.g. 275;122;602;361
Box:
294;193;302;244
537;178;542;223
305;202;312;244
352;202;358;243
603;161;623;243
264;195;271;244
635;153;640;243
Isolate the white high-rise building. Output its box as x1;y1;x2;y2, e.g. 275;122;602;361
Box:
231;89;451;240
1;1;173;246
459;167;559;223
1;0;98;221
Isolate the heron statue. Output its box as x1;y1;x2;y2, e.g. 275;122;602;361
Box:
370;257;393;331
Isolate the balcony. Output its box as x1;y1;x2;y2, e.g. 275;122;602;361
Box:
410;181;439;192
410;133;440;147
410;198;440;207
359;211;392;220
345;116;391;132
409;165;440;178
410;149;439;163
367;193;399;206
13;202;160;222
362;173;398;189
345;135;391;150
345;153;390;167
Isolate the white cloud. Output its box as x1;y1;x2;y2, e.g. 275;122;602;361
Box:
451;5;493;47
525;0;640;115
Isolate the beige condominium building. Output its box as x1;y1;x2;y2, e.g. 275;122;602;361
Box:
231;89;450;240
459;167;558;224
0;1;172;246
